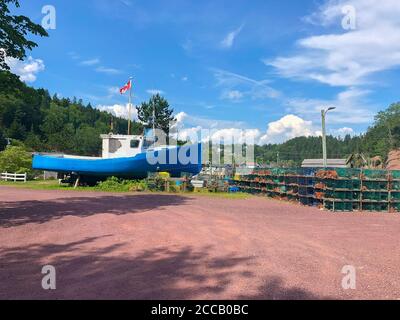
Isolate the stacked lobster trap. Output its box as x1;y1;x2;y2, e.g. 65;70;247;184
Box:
230;168;400;212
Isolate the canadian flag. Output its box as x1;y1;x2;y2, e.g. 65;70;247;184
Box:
119;80;132;94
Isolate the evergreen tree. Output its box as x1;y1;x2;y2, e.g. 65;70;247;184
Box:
24;127;42;150
137;94;176;140
8;104;26;140
0;127;7;150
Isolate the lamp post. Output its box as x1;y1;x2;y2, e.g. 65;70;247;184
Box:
321;107;336;167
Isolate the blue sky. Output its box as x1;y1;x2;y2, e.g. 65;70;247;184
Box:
7;0;400;144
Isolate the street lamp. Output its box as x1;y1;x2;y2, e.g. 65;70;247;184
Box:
321;107;336;167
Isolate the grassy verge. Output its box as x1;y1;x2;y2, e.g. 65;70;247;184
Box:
0;180;69;190
0;180;250;199
189;190;251;199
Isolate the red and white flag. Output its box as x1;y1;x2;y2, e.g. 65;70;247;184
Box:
119;80;132;94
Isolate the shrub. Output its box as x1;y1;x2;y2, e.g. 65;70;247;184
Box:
95;177;148;192
128;180;148;192
0;146;32;175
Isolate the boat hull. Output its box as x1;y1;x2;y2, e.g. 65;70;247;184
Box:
32;144;202;179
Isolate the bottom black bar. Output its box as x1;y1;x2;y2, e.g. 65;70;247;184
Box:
0;300;395;319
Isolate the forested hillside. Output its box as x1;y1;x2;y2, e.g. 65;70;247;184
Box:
255;102;400;165
0;71;142;156
255;135;364;165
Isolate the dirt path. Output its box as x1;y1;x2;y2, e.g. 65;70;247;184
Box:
1;186;399;299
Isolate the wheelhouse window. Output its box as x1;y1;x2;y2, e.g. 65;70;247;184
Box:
143;137;156;149
130;139;140;148
109;139;122;153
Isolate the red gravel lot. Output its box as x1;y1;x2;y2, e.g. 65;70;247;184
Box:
0;186;399;300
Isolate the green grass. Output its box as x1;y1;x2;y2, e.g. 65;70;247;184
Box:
0;179;250;199
186;189;251;199
0;180;82;191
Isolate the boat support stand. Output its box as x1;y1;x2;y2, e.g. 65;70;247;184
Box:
74;175;80;189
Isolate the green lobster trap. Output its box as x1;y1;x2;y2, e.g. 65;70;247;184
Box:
324;201;359;212
362;191;388;202
229;167;400;213
362;180;388;191
362;202;389;212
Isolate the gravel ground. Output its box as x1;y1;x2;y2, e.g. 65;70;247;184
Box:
0;186;399;300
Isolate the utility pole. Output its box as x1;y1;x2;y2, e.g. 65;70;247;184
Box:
321;107;336;167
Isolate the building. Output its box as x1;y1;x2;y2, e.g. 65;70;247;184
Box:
301;159;349;168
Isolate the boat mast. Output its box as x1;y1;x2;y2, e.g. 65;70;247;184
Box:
153;103;156;140
128;76;133;135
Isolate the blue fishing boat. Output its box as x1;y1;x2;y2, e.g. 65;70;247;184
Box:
32;133;202;182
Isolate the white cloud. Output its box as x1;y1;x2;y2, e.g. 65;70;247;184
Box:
221;24;244;49
146;89;165;95
6;56;45;83
80;58;100;66
221;90;244;101
107;86;121;97
68;51;80;60
120;0;132;6
263;115;320;144
182;39;194;53
174;111;188;126
171;112;320;145
266;0;400;86
286;87;376;124
181;76;188;81
210;128;261;144
68;52;120;75
174;112;246;130
213;68;280;101
95;66;122;75
96;103;138;120
332;127;355;137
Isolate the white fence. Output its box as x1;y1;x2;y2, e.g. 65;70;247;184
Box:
1;172;27;182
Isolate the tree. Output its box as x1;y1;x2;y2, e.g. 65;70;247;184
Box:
137;94;176;141
0;0;48;70
7;104;26;140
362;102;400;159
0;127;7;150
74;125;102;156
0;145;32;173
24;129;43;150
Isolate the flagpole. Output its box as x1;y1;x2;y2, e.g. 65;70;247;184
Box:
152;104;155;139
127;76;132;135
